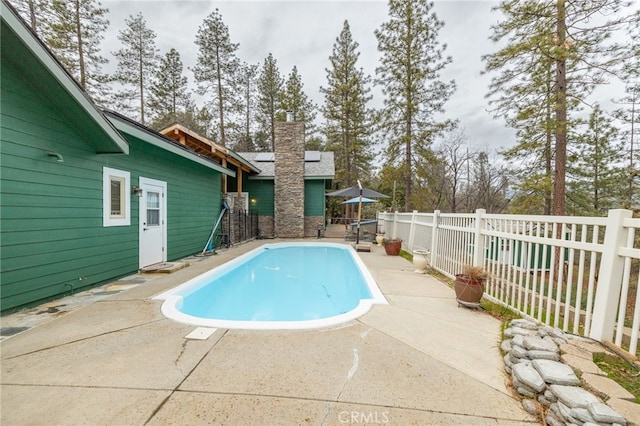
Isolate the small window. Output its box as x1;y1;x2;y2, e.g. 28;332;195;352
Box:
103;167;130;227
146;191;160;226
110;177;126;218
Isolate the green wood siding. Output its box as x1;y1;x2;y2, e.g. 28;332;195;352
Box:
304;180;326;216
244;180;274;216
1;60;222;312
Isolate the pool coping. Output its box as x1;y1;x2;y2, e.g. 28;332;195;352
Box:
1;237;541;425
153;242;388;330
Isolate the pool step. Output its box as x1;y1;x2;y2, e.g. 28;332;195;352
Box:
140;262;189;274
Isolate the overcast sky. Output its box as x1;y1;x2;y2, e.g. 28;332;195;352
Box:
101;0;519;154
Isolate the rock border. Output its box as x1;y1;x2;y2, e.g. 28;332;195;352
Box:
502;319;637;426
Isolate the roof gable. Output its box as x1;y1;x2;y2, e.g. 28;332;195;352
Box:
104;111;235;177
0;0;128;154
160;124;260;174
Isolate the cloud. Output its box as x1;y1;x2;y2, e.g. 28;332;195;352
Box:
102;0;517;152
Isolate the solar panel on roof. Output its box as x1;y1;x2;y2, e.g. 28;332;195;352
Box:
255;152;274;162
304;151;321;162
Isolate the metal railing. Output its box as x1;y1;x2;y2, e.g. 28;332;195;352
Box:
219;209;259;248
378;209;640;356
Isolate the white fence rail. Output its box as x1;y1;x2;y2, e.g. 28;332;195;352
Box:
378;209;640;357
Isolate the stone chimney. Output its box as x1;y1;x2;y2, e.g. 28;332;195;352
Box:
274;120;305;238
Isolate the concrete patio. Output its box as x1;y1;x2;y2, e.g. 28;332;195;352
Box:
0;239;537;425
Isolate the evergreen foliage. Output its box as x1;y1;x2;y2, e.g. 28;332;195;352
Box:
256;53;284;151
485;0;640;215
148;48;193;131
278;66;317;135
46;0;111;104
233;63;259;152
375;0;456;211
567;105;625;215
112;12;159;125
10;0;53;37
321;20;374;189
193;8;241;147
612;23;640;211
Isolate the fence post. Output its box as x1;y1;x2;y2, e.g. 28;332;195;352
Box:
589;209;632;342
473;209;487;267
430;210;440;267
392;211;398;240
408;210;418;252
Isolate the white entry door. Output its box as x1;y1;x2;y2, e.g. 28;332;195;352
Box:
139;177;167;268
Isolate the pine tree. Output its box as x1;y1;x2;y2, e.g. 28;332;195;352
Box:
256;53;284;151
321;20;374;189
10;0;53;37
612;24;640;210
278;66;317;134
46;0;111;104
567;105;625;215
112;12;159;125
193;9;241;147
148;48;191;129
484;0;639;216
485;28;558;215
233;62;259;151
375;0;456;211
612;87;640;211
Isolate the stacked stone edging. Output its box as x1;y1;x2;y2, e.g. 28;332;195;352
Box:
502;319;634;426
274;122;305;238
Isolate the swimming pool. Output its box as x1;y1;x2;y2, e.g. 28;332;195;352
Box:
154;242;387;330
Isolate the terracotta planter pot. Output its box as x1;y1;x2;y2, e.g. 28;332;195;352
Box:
454;275;484;306
383;240;402;256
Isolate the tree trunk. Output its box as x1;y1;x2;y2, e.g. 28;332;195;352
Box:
553;0;567;217
629;99;636;208
216;46;225;146
545;70;553;215
74;0;86;90
28;0;37;31
139;32;145;125
405;121;412;212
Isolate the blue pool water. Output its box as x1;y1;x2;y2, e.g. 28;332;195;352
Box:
155;242;387;330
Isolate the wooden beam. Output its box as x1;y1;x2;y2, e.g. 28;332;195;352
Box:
222;158;228;194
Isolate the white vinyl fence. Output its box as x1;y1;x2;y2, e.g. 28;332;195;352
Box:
378;209;640;357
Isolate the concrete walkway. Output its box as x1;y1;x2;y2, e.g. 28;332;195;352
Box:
0;240;537;425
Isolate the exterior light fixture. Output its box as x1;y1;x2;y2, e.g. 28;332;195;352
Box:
132;185;143;197
46;151;64;162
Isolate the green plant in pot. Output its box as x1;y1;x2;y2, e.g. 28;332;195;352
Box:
382;238;402;256
454;264;488;307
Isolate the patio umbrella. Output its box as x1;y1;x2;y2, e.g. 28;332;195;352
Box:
341;197;376;205
326;186;389;199
343;181;374;245
328;186;387;244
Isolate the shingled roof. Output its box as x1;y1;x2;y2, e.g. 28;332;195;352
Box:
238;151;335;180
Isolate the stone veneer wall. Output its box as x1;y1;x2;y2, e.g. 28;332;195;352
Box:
304;216;324;238
258;216;274;238
274;122;305;238
222;195;245;244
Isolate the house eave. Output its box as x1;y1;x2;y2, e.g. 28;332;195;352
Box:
1;0;129;155
105;112;235;177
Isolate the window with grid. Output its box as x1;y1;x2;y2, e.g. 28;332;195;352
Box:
146;191;160;226
103;167;130;227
